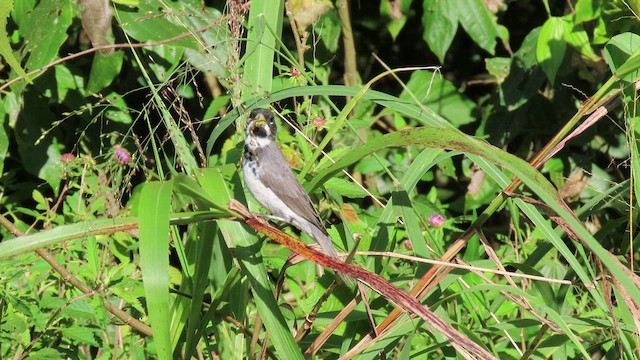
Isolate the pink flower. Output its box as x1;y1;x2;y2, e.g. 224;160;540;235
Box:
60;153;76;163
429;213;445;227
113;145;130;165
312;116;326;127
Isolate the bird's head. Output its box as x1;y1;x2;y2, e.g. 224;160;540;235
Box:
246;108;277;139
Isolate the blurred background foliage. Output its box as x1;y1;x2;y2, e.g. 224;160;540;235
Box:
1;0;640;358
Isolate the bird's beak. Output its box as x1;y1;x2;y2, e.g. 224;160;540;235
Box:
249;113;267;135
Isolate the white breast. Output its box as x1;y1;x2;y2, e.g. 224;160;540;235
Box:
242;155;301;224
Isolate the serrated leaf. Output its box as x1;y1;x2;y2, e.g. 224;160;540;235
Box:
422;0;458;63
324;177;368;198
60;327;100;346
61;300;96;320
536;16;566;83
26;348;62;360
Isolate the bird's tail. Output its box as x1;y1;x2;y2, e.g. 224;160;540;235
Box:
306;224;356;287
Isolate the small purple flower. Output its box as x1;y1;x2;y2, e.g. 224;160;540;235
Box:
429;213;445;227
60;153;76;163
113;145;130;165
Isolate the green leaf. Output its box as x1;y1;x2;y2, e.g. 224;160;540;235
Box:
400;70;476;126
25;348;63;360
422;0;458;63
139;181;174;360
574;0;601;24
103;92;133;124
324;177;368;198
117;0;200;49
21;0;73;70
315;9;341;52
240;0;284;101
536;16;566;83
0;0;30;83
456;0;499;55
55;64;86;101
87;51;124;93
61;300;97;320
485;57;511;80
563;20;597;60
604;32;640;81
181;4;230;78
145;45;185;82
60;326;100;346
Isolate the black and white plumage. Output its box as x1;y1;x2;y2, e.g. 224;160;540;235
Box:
242;108;353;285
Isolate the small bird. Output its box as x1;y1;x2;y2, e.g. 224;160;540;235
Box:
242;108;353;285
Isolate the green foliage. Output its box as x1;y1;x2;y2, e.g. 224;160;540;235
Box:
1;0;640;358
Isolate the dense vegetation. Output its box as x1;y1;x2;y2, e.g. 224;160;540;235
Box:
1;0;640;358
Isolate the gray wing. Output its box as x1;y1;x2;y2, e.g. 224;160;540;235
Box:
257;142;326;231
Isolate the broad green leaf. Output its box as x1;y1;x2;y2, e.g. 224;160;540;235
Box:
139;181;173;360
501;28;546;109
55;64;86;101
316;9;341;53
485;57;511;81
563;20;597;60
536;17;566;83
604;32;640;81
400;70;476;126
422;0;458;63
21;0;73;70
0;0;29;82
104;92;133;124
117;0;200;49
14;91;65;192
574;0;601;24
87;51;124;93
180;4;230;78
456;0;499;55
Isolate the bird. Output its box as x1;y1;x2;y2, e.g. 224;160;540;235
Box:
242;108;354;286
